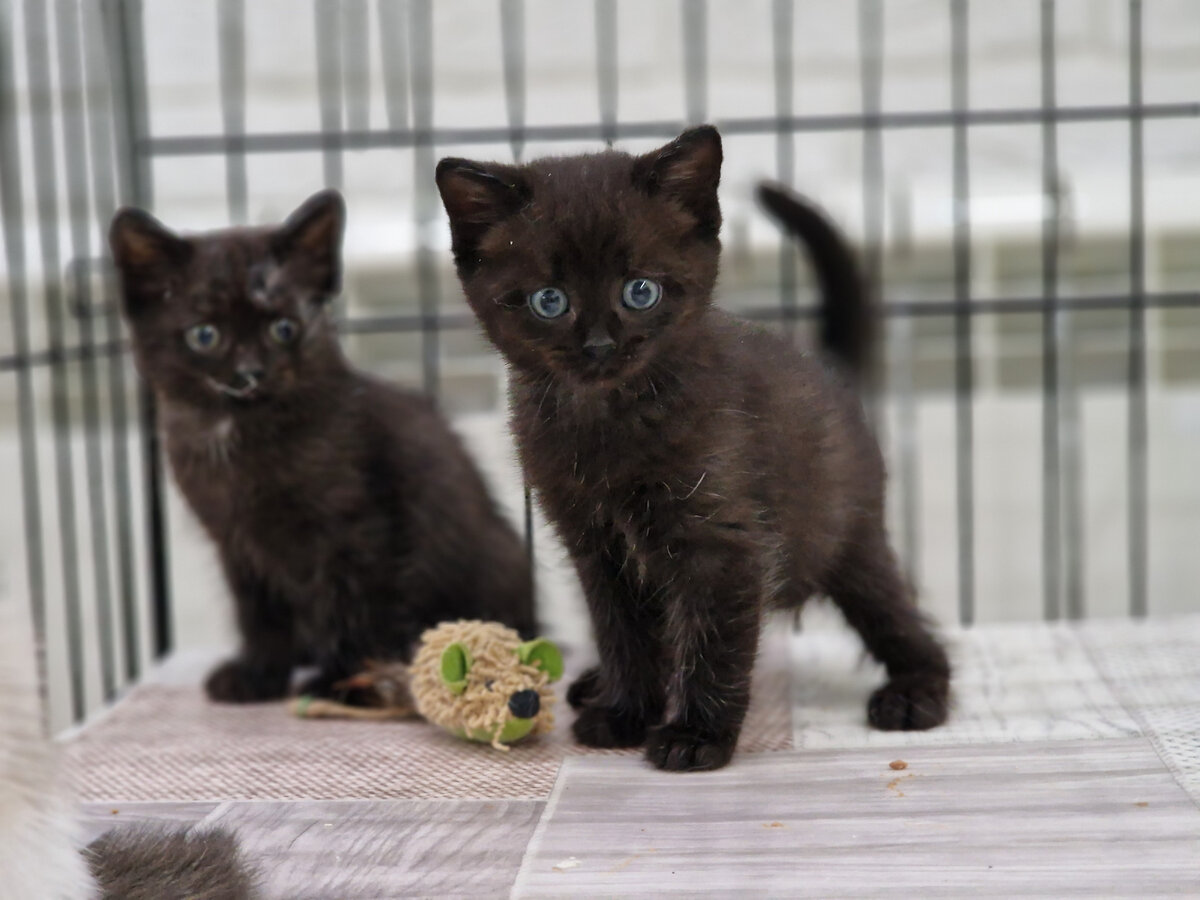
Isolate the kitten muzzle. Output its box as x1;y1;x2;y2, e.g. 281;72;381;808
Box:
207;369;263;400
582;324;617;363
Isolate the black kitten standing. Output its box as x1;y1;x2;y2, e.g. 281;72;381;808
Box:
110;191;535;703
436;127;950;771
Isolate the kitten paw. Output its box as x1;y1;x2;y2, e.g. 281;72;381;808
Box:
572;704;649;748
566;667;602;710
645;725;737;772
204;658;290;703
868;673;950;730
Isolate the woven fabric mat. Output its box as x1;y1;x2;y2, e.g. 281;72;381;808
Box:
66;613;1200;805
64;621;795;803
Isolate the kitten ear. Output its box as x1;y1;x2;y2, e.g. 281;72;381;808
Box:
632;125;723;239
108;207;192;273
272;189;346;295
435;159;530;273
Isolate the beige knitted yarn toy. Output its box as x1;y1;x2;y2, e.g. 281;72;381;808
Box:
290;620;562;751
410;620;562;750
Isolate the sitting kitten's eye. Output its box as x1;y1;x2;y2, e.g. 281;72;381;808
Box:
621;278;662;311
184;323;220;353
528;287;569;320
269;317;299;344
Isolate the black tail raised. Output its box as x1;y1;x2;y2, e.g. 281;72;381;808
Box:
756;182;876;380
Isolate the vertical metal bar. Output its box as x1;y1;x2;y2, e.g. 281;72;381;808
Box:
217;0;248;224
594;0;617;146
409;0;439;396
314;0;344;189
771;0;798;339
681;0;707;125
106;0;172;661
950;0;975;625
1126;0;1148;617
858;0;885;438
82;0;139;685
103;0;152;207
57;0;118;700
1039;0;1062;621
858;0;884;304
498;0;535;565
342;0;371;132
0;0;50;717
377;0;409;131
25;0;87;721
500;0;525;161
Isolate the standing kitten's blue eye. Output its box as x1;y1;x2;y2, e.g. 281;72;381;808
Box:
528;287;569;320
269;317;299;344
184;323;220;353
621;278;662;311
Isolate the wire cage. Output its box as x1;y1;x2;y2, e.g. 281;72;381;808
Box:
1;0;1198;733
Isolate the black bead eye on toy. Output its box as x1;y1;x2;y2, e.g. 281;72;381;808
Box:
507;689;540;719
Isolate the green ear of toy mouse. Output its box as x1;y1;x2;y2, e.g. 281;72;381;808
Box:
290;620;562;751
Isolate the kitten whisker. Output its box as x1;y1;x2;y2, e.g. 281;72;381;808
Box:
682;471;707;500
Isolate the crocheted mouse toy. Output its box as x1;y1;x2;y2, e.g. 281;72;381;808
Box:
290;620;562;751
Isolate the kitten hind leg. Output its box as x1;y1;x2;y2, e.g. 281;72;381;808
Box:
825;532;951;730
206;558;294;703
205;656;291;703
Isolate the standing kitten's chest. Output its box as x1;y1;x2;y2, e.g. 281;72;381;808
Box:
514;390;722;542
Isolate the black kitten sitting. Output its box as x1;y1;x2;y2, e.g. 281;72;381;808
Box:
110;191;535;703
436;127;950;771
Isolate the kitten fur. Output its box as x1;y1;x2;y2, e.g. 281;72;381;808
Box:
0;598;254;898
0;597;96;898
86;827;257;900
436;126;950;772
110;191;535;703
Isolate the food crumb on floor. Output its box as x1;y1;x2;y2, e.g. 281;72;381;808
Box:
553;857;581;872
763;821;785;828
889;760;908;770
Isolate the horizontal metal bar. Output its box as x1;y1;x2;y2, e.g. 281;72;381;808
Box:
3;290;1196;373
140;102;1200;157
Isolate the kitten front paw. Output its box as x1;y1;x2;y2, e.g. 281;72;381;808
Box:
566;667;602;710
645;724;737;772
868;673;950;730
204;658;290;703
572;704;649;748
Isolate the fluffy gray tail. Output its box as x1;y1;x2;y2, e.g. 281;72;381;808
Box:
85;826;257;900
756;181;876;380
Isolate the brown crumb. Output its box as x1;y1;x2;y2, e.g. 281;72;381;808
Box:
763;821;785;829
889;760;908;771
1135;802;1149;808
110;809;119;815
